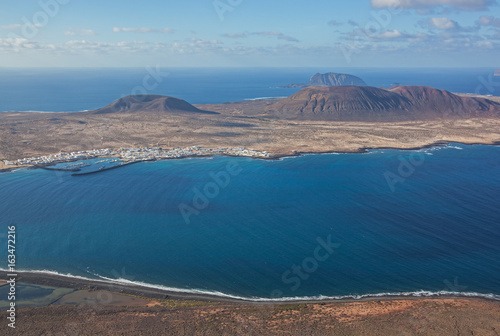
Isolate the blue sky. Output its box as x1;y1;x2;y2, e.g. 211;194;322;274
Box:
0;0;499;67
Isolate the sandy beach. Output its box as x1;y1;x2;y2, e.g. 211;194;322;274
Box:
1;271;499;335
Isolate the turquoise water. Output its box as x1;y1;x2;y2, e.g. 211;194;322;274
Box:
1;143;500;300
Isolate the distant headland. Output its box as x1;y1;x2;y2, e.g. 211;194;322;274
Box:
279;72;367;88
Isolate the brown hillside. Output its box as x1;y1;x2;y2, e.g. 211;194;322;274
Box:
92;95;218;115
267;86;500;121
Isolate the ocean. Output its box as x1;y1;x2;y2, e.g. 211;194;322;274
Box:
0;67;498;112
0;68;499;301
1;145;500;300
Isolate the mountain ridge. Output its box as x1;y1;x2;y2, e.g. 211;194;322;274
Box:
267;85;500;121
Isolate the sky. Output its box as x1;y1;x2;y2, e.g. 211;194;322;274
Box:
0;0;499;67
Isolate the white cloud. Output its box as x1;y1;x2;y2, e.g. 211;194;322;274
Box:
371;0;495;11
1;30;498;61
476;40;494;48
112;27;175;33
0;23;42;29
476;16;500;27
223;32;299;41
376;29;405;39
429;17;459;29
0;38;54;51
0;24;22;29
64;28;97;36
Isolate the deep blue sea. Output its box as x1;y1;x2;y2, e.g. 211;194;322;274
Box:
0;68;499;301
1;145;500;300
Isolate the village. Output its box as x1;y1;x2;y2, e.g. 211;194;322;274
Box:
3;146;271;168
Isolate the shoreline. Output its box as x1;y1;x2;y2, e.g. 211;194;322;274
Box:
1;140;499;175
2;270;499;305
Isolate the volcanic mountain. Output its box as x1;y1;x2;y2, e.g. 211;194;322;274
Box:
280;72;367;88
267;86;500;121
92;95;218;115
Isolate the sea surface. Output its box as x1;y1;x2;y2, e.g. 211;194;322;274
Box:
0;67;498;112
1;144;500;300
0;68;499;301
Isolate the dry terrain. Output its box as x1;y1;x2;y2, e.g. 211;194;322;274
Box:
2;272;499;335
1;96;500;171
3;297;499;335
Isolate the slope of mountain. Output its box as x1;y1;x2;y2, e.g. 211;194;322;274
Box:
280;73;367;88
390;86;499;118
267;86;500;121
92;95;218;115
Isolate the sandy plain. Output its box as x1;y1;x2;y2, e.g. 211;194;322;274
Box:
1;96;500;168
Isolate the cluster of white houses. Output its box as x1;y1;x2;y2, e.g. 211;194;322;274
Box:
120;146;270;161
8;148;114;166
3;146;270;167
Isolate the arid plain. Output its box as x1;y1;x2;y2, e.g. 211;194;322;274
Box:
1;93;500;170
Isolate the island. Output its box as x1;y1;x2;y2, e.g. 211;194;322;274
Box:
1;85;500;172
1;85;500;334
1;84;500;173
279;72;367;88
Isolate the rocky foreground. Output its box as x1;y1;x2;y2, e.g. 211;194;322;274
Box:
3;297;499;335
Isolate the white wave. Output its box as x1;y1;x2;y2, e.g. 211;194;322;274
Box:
4;167;28;173
448;146;463;150
422;144;465;153
275;155;301;161
0;268;99;282
2;268;499;302
244;96;287;101
301;152;342;157
275;152;343;161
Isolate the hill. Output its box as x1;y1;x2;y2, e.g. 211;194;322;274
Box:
280;72;367;88
267;86;500;121
92;95;218;115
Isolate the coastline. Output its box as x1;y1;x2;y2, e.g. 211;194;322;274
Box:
3;271;500;336
2;270;499;305
1;140;500;175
